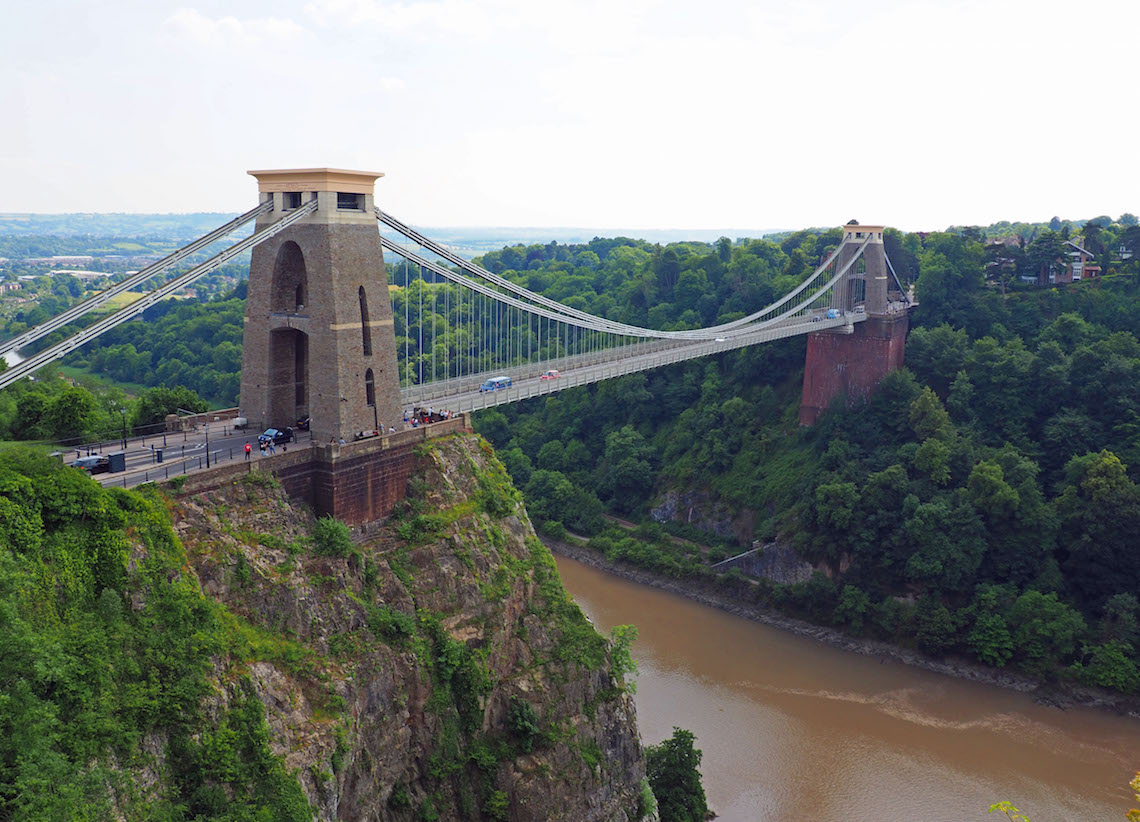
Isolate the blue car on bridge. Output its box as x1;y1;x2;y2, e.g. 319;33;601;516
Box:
479;376;512;392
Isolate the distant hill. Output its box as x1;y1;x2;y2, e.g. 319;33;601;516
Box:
0;213;785;258
0;213;242;240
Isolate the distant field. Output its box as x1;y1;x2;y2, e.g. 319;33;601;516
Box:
89;291;146;311
55;365;150;396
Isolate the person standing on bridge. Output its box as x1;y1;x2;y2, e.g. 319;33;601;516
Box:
244;442;251;461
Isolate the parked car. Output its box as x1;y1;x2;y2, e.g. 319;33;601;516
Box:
232;416;248;429
296;415;311;431
70;455;110;474
258;427;295;445
479;376;512;392
540;369;560;380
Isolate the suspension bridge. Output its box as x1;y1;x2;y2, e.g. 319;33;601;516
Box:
0;168;907;424
0;168;911;519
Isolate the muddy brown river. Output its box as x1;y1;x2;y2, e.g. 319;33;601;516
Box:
555;554;1139;822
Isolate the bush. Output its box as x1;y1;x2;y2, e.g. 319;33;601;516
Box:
541;520;568;540
507;698;539;753
312;516;353;557
646;727;708;822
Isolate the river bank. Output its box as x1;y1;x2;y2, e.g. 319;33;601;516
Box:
543;534;1140;718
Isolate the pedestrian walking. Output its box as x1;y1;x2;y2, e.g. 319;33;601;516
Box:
244;442;251;461
259;441;267;456
268;441;276;455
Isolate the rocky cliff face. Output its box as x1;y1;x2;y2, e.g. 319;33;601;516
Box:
650;487;754;546
166;433;647;821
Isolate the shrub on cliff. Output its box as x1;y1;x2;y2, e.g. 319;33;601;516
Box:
646;727;708;822
312;515;353;556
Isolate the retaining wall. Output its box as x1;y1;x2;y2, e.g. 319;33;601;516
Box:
171;414;472;525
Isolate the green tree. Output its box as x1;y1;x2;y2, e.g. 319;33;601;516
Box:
1007;590;1087;675
914;596;958;655
596;425;656;513
835;584;871;634
645;728;708;822
946;370;975;422
909;387;951;441
1056;451;1140;610
965;587;1014;667
131;385;209;428
474;410;511;448
1071;641;1140;693
46;386;99;440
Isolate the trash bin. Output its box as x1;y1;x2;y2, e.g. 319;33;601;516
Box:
108;452;127;473
155;448;164;464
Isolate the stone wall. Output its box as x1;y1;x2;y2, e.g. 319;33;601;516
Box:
172;415;472;526
799;313;908;426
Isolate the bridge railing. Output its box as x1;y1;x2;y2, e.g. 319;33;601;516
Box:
399;335;686;406
443;314;864;413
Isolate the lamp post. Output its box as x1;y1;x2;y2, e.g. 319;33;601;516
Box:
119;408;127;451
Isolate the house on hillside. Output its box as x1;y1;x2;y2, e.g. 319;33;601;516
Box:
1056;240;1100;283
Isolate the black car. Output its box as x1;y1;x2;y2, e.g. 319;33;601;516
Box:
296;415;310;431
258;427;295;445
70;455;110;474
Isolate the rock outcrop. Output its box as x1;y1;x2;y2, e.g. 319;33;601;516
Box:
165;433;648;821
649;488;754;546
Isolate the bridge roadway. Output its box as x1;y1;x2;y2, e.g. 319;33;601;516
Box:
401;312;867;413
89;425;314;490
85;312;875;489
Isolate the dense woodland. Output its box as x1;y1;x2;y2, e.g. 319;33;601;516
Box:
3;215;1140;696
470;216;1140;694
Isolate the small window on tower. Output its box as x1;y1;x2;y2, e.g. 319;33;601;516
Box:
337;192;363;210
284;191;303;210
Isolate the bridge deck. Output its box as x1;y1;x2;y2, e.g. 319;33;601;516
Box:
402;313;867;413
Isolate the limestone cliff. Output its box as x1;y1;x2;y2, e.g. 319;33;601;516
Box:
165;432;648;821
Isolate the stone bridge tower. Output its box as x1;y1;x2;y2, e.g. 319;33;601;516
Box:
799;223;909;425
239;168;403;443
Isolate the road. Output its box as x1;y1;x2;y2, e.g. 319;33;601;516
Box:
76;424;315;489
403;312;866;414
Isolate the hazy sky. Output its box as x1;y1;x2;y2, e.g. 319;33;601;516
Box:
2;0;1137;232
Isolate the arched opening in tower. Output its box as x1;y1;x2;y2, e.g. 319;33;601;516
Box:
268;328;309;424
359;286;373;356
271;241;308;313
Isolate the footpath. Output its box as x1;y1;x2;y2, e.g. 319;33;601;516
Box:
542;533;1140;718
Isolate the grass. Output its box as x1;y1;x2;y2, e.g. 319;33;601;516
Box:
91;290;147;311
0;440;54;455
55;364;151;396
